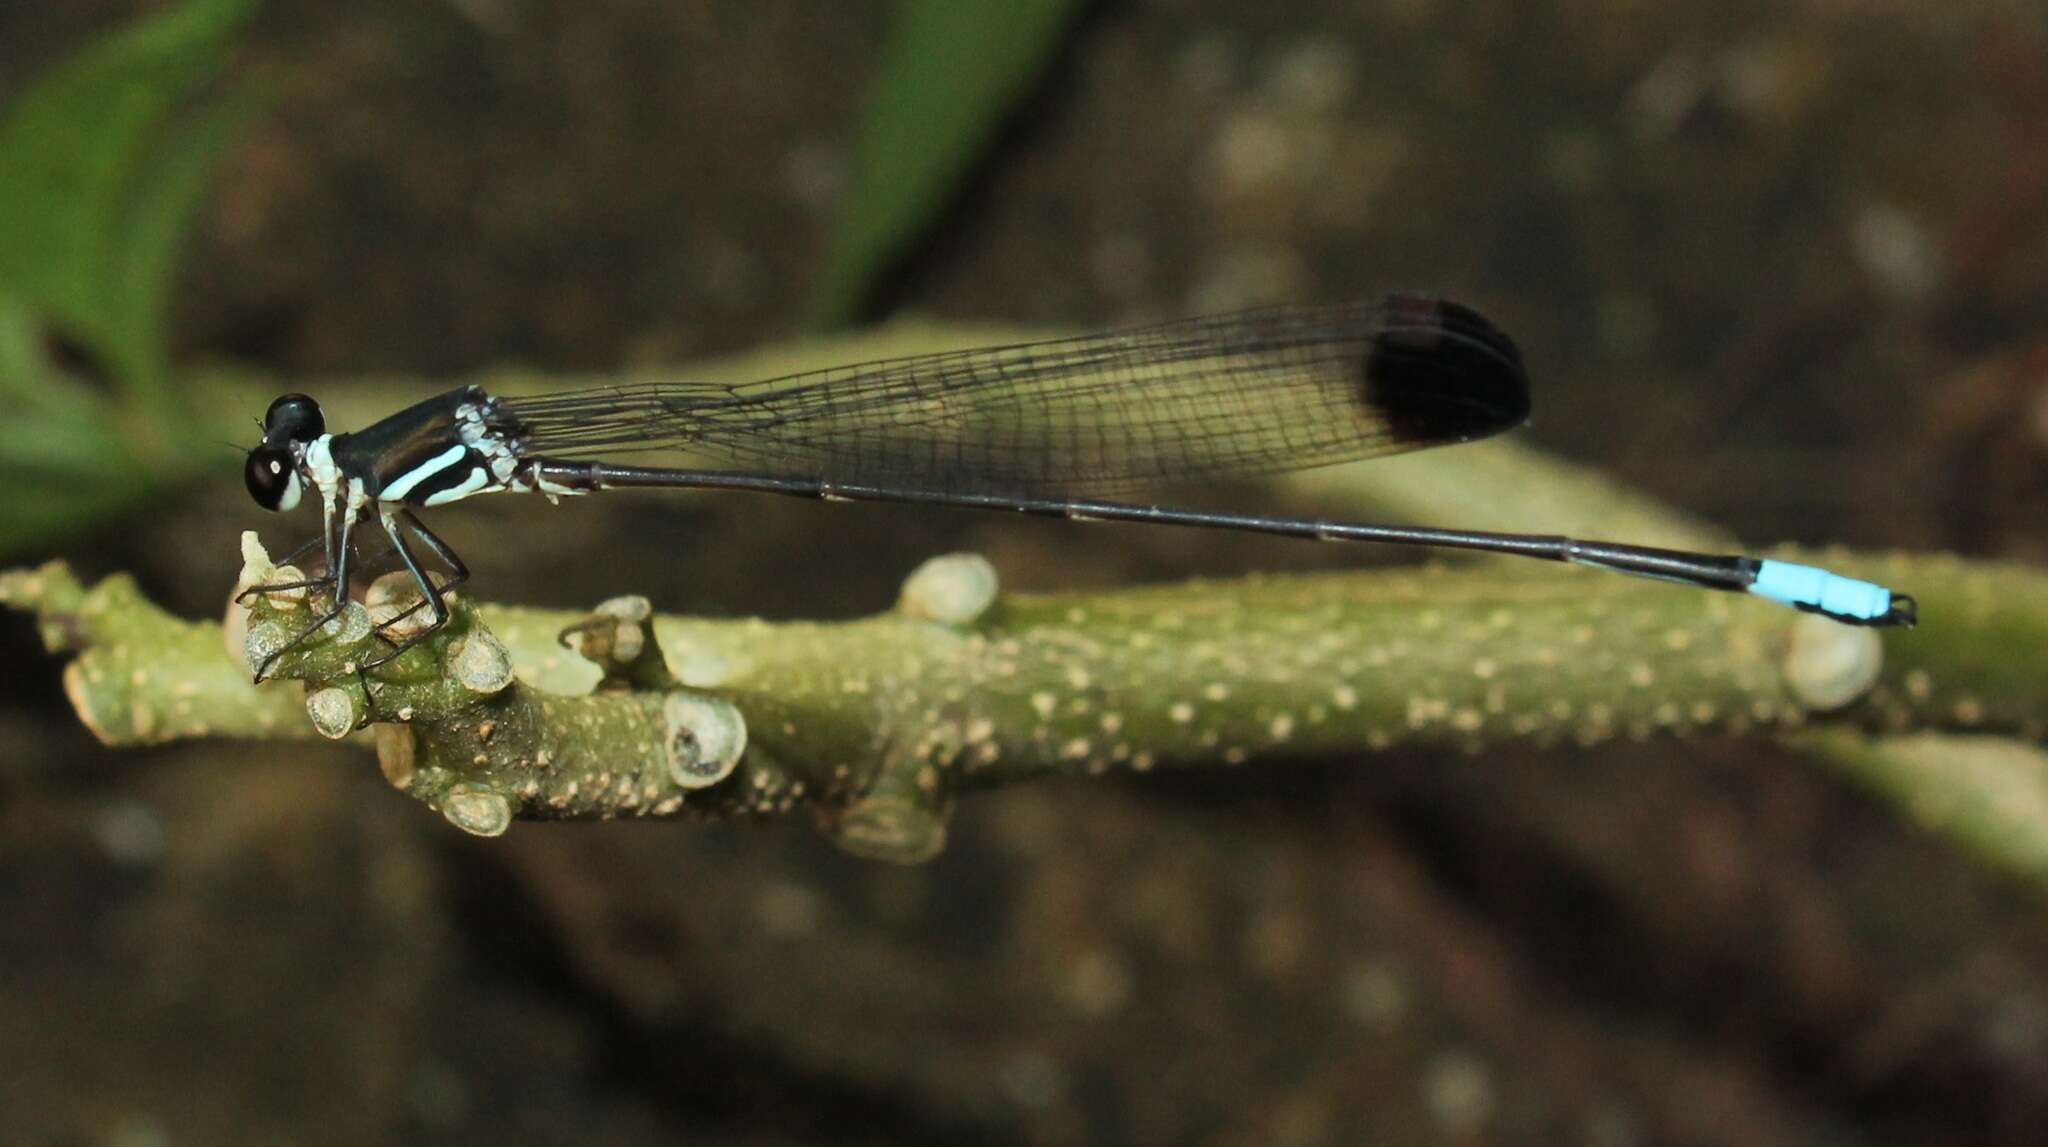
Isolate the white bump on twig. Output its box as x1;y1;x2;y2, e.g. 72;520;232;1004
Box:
898;553;999;624
449;630;515;695
442;785;512;837
306;687;358;740
662;692;748;788
1783;615;1884;711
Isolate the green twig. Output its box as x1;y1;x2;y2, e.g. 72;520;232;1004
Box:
6;537;2043;864
0;558;307;743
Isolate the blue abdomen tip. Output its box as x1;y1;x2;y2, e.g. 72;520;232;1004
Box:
1748;560;1894;623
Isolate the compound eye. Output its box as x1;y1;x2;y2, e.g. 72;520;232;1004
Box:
262;393;325;444
245;446;302;512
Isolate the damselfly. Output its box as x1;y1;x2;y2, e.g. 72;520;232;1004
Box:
238;296;1913;681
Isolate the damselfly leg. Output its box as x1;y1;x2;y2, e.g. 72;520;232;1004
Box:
359;511;469;668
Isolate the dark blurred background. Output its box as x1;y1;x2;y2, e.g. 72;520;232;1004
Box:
2;1;2046;1143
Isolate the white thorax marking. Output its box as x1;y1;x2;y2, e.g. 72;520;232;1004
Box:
379;443;468;503
298;434;342;501
423;465;492;506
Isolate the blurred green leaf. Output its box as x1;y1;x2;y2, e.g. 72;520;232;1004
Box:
104;81;270;409
0;0;265;555
0;0;261;404
802;0;1089;329
0;292;163;553
0;297;45;404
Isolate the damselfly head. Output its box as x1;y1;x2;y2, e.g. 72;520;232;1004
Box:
262;393;325;447
245;445;303;512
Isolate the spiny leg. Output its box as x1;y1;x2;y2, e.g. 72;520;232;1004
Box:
252;500;361;682
368;510;469;637
360;511;453;670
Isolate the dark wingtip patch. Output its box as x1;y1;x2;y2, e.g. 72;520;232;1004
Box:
1364;296;1532;448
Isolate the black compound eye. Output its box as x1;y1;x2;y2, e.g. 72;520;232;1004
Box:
245;446;303;512
263;393;324;444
